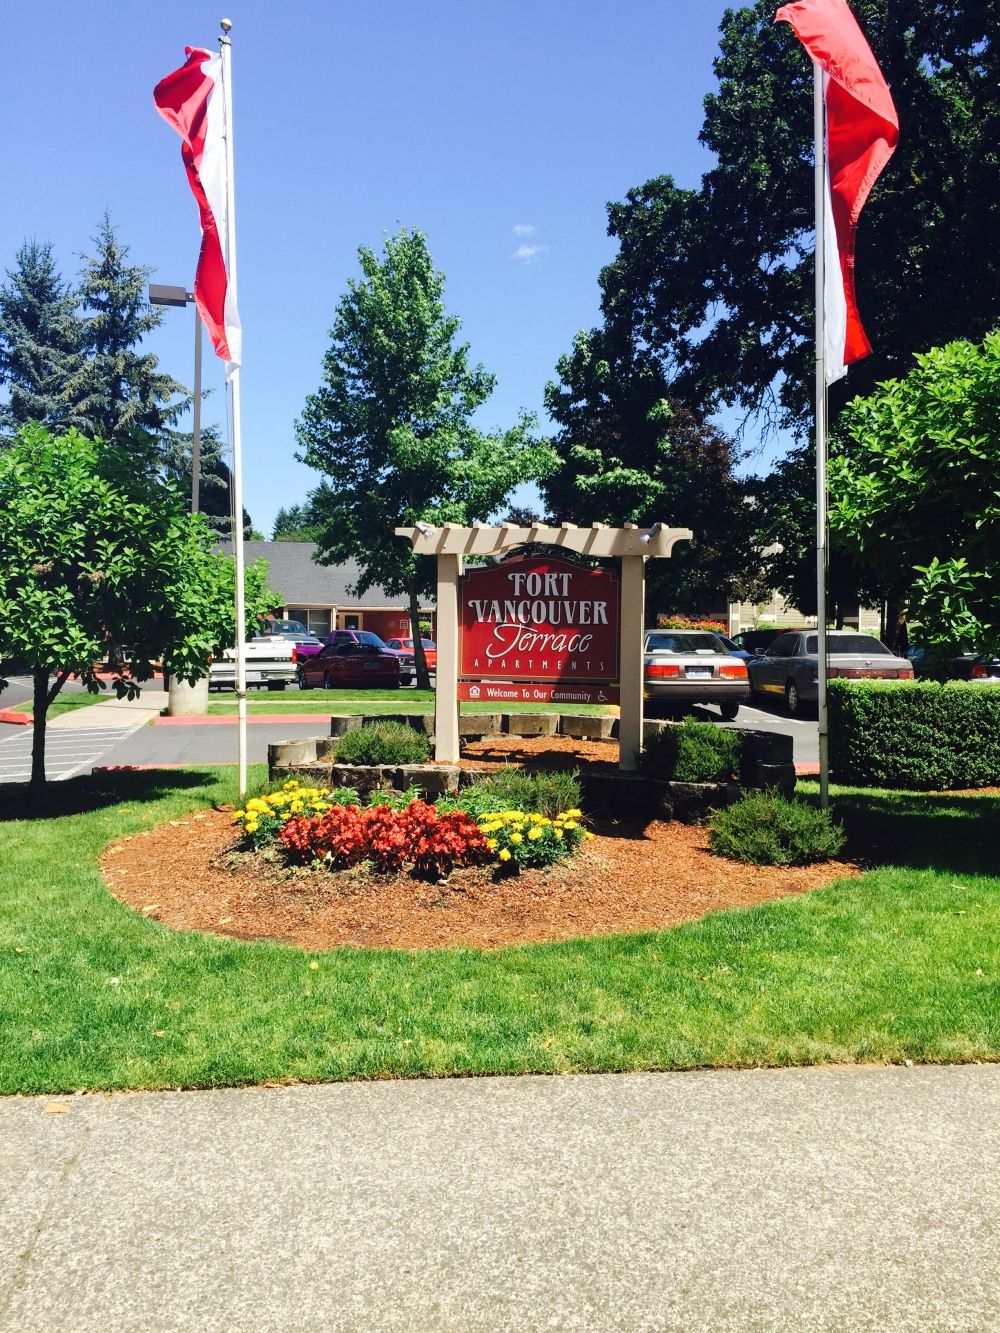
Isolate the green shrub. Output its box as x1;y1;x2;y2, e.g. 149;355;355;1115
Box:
708;791;846;866
335;722;431;766
828;679;1000;789
641;718;743;782
447;768;583;820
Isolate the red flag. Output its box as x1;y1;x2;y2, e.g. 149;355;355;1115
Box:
776;0;898;381
153;48;241;372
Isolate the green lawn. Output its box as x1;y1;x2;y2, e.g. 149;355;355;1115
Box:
10;691;110;719
0;770;996;1094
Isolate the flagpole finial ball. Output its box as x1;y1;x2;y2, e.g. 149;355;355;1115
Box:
220;17;233;33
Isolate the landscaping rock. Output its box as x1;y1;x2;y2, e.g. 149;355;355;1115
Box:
273;762;333;786
315;738;339;760
580;772;673;820
268;738;317;769
328;763;394;797
559;714;615;741
459;712;502;739
393;764;461;798
666;781;742;822
328;715;362;737
748;762;797;797
504;713;558;738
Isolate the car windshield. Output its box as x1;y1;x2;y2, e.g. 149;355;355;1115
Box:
807;634;892;655
357;631;386;647
265;619;309;634
645;633;726;655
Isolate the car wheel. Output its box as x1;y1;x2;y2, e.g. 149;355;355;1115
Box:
785;679;802;716
719;701;740;721
296;667;308;690
322;671;334;690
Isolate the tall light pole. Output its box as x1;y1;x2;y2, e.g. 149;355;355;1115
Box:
149;283;202;514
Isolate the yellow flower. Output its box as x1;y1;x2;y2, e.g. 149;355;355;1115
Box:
246;798;266;813
498;848;512;862
486;838;498;851
566;808;582;819
564;821;578;831
283;780;299;790
527;827;543;841
244;820;259;834
290;800;304;814
510;832;523;845
554;829;564;840
583;831;595;840
232;810;245;822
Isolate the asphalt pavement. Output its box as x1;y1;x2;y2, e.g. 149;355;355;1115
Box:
1;1064;996;1331
0;675;819;780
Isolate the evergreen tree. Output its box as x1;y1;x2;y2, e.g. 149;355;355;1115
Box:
0;240;83;439
163;424;255;539
73;213;185;470
272;500;324;542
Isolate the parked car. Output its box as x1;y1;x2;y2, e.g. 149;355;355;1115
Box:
295;638;401;691
729;628;788;658
748;630;913;716
383;637;437;683
294;628;387;667
260;619;322;650
643;629;750;720
209;635;298;692
907;645;1000;682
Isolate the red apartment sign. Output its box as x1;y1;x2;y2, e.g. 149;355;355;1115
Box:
460;555;620;686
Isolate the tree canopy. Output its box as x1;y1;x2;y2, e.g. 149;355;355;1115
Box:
596;0;1000;431
542;327;764;615
829;331;1000;657
296;227;556;685
0;425;275;788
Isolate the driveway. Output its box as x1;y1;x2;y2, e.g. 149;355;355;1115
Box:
1;1065;996;1331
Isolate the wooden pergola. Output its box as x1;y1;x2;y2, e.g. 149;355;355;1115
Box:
395;521;693;770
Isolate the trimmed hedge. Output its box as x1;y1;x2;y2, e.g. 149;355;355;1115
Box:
828;679;1000;789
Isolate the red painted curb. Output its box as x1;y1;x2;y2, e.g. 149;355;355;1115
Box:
153;713;336;726
794;763;821;774
0;709;32;725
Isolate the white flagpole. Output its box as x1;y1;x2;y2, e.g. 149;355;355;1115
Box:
813;61;830;810
219;18;248;799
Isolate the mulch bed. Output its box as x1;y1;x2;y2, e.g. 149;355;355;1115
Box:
99;736;860;953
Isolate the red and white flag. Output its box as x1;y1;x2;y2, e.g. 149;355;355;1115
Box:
775;0;898;382
154;48;241;374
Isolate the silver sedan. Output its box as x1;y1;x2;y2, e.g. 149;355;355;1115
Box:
643;630;750;720
748;630;913;716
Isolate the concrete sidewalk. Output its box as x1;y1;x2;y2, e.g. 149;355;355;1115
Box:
2;1065;997;1331
47;692;165;731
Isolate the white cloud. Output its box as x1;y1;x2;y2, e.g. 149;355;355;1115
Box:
512;223;537;237
511;243;545;262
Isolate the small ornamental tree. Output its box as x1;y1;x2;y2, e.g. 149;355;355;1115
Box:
829;331;1000;659
296;228;556;688
0;426;275;789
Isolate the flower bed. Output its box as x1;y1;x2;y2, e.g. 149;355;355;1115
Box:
232;777;591;880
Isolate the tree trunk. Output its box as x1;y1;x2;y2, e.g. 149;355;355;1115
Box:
408;584;431;691
883;600;905;653
29;668;49;792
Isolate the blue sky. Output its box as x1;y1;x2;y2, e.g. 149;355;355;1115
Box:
3;0;750;534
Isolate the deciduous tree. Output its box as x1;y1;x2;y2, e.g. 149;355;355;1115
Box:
296;228;556;687
0;426;274;789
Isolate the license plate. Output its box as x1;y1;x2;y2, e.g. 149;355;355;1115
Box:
686;668;711;679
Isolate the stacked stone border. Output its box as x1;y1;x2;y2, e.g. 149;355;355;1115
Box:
267;713;795;823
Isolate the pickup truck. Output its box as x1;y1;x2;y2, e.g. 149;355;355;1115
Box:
209;634;298;692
